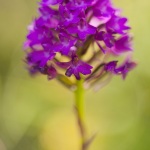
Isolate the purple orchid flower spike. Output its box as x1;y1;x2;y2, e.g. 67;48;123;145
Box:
24;0;136;83
24;0;137;149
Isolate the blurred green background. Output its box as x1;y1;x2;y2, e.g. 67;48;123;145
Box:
0;0;150;150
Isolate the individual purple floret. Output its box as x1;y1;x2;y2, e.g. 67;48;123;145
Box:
57;52;93;80
38;5;59;28
104;61;118;73
67;19;96;40
59;5;80;26
24;0;136;84
106;15;130;34
27;50;55;67
65;54;93;80
111;35;133;55
93;0;115;19
42;0;63;5
105;57;137;79
67;0;92;10
95;31;114;48
115;58;137;79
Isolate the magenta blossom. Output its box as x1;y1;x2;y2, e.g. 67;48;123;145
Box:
24;0;136;84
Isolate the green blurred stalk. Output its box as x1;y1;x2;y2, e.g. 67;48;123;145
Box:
74;80;86;150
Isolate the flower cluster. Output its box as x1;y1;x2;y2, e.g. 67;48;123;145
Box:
24;0;136;86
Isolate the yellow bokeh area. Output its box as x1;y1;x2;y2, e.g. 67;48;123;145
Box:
0;0;150;150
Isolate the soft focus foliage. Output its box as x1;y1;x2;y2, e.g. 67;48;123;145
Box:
0;0;150;150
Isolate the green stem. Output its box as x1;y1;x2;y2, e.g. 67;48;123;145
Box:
74;80;86;150
75;80;84;123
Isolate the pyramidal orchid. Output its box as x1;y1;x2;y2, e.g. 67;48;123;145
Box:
24;0;136;149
